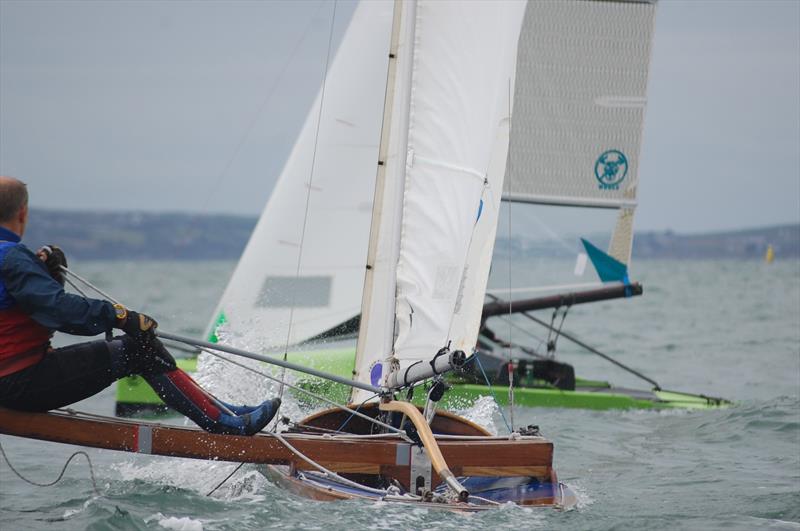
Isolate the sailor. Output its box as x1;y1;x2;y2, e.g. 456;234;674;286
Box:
0;176;280;435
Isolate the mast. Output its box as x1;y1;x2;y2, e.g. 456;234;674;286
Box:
352;0;416;402
355;1;526;396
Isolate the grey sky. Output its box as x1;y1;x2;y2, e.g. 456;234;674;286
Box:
1;0;798;234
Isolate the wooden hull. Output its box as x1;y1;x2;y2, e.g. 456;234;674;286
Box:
0;405;574;509
261;465;576;509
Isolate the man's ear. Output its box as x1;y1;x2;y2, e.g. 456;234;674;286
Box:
18;204;28;235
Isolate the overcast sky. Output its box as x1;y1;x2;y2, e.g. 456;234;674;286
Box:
1;0;798;234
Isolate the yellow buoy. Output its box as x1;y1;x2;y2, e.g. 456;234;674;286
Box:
765;244;775;263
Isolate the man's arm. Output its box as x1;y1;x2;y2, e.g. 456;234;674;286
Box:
0;245;117;336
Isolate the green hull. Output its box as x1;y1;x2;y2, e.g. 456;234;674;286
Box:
115;348;729;416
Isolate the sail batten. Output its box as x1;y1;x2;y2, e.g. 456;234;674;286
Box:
501;194;638;209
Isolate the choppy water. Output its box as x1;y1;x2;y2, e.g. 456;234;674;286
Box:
1;259;798;530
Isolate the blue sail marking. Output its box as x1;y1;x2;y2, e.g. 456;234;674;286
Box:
581;238;629;284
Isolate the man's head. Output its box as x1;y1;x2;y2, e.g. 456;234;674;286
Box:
0;176;29;237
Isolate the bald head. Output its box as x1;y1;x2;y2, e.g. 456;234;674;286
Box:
0;176;29;231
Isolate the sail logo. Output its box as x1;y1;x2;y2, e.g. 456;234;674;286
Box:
594;150;628;190
369;362;383;387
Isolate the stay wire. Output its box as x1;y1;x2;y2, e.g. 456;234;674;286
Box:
277;0;339;409
504;77;515;433
486;291;661;389
0;438;100;496
206;462;245;497
199;1;327;213
550;305;571;355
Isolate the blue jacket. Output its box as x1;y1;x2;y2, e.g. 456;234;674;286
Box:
0;226;117;374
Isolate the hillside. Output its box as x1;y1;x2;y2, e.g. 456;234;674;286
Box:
21;209;800;261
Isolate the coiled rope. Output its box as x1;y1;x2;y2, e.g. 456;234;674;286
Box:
0;438;100;496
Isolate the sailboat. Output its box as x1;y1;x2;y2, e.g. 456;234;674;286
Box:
2;0;580;509
116;0;728;416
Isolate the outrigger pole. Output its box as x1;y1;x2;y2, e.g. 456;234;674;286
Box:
156;331;384;396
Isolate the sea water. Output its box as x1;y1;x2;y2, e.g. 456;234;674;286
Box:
0;258;798;530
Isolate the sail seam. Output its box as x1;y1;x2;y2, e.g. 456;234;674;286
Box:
412;154;486;182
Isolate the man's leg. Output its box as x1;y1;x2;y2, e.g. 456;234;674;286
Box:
111;337;280;436
0;336;279;435
0;340;115;412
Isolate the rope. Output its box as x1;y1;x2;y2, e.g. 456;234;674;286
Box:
335;394;378;433
277;0;340;409
198;1;327;213
206;462;245;497
0;438;100;496
545;305;570;357
522;311;661;390
504;77;514;434
64;276;90;298
60;266;120;305
271;431;389;496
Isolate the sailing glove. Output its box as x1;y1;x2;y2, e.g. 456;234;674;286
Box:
36;244;68;285
117;308;159;343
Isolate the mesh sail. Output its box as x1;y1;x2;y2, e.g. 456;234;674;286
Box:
505;0;656;211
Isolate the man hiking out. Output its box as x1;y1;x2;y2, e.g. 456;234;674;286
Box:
0;176;280;435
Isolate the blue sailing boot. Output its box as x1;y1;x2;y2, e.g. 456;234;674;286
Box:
144;367;282;436
216;399;260;416
215;398;282;436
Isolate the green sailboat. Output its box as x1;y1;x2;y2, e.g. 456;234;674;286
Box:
116;0;729;416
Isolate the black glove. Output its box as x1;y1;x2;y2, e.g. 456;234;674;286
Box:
118;309;159;343
37;245;68;285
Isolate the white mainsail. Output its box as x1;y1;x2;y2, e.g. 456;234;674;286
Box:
208;2;393;348
353;0;526;401
505;0;657;266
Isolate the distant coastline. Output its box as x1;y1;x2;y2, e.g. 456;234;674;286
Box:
23;208;800;261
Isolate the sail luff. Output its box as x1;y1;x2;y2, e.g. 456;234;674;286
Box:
386;0;526;387
352;0;417;402
354;0;527;396
447;93;514;354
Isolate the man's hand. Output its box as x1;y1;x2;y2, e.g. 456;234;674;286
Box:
117;308;159;343
36;244;68;285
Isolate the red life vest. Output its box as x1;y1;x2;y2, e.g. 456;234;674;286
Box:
0;306;50;377
0;236;51;377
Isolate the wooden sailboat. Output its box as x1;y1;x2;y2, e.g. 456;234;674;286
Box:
3;0;578;509
0;401;570;508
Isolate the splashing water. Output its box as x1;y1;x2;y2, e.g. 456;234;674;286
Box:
452;395;501;435
145;514;205;531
